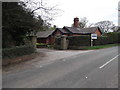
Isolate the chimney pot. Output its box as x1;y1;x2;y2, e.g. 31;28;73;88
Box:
73;17;79;27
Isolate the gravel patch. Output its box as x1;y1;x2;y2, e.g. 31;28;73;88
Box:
3;48;93;74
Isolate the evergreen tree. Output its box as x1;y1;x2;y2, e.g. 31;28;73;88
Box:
2;2;44;48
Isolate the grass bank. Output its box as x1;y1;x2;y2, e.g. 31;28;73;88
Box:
82;44;118;50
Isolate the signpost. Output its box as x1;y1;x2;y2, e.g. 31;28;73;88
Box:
91;34;97;46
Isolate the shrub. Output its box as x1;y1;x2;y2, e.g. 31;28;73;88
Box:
67;35;91;46
2;45;36;59
36;43;47;48
105;32;118;44
118;33;120;43
94;32;119;46
93;36;109;45
36;43;46;46
47;45;54;49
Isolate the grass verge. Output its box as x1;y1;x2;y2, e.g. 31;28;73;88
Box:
81;44;119;50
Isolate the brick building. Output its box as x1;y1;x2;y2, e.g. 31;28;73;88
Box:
37;17;102;44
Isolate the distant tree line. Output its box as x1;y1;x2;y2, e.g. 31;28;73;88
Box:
72;17;117;33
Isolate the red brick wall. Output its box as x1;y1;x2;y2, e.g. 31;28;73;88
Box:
37;37;52;44
37;38;47;43
94;29;102;36
51;30;62;44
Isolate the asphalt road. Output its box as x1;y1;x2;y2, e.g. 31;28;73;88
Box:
3;46;119;88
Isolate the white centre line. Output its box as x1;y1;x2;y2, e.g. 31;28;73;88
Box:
99;54;120;69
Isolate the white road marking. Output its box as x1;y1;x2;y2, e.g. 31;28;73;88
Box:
99;54;120;69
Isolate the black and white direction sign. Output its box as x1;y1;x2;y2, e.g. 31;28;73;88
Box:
91;34;97;39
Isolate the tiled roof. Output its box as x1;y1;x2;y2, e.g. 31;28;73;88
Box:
57;28;70;34
80;27;101;34
36;30;55;38
37;26;102;38
64;26;102;34
63;27;81;34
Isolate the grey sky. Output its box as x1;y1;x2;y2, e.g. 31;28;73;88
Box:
21;0;119;27
46;0;119;27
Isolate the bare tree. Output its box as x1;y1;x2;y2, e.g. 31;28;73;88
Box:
20;0;62;21
94;21;115;33
79;17;88;28
112;26;119;32
87;23;95;27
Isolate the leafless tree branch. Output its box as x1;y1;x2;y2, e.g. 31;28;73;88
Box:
21;0;63;22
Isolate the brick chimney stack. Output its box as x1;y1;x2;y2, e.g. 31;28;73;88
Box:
73;17;79;27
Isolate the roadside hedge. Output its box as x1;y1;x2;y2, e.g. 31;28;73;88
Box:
93;36;109;45
105;32;119;44
36;43;47;48
54;33;120;50
67;35;91;46
2;45;36;59
93;32;119;46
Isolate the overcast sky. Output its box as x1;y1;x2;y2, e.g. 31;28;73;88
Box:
29;0;119;27
43;0;118;28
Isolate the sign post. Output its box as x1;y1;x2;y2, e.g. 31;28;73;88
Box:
91;34;97;46
91;39;93;47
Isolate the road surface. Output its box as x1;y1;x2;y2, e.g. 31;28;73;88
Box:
3;46;119;88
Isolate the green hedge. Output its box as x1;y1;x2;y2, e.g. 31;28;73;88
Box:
67;35;91;46
93;32;119;46
36;43;47;48
105;32;119;44
2;45;36;59
93;36;109;45
54;33;120;50
54;36;91;49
